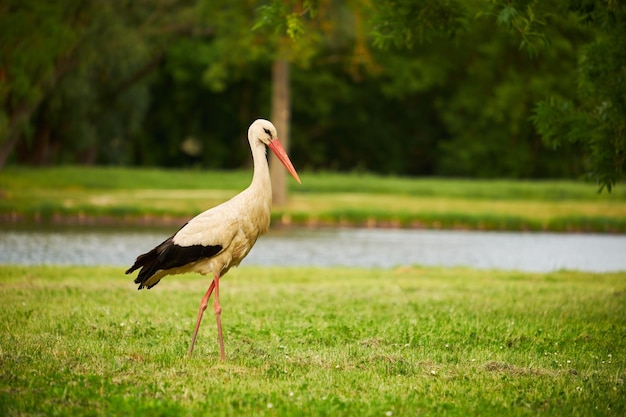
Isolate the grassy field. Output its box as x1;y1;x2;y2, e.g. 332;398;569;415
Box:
1;166;626;232
1;265;624;416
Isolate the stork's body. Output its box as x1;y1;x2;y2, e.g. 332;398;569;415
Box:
126;119;300;360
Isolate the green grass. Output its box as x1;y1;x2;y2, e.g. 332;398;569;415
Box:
0;166;251;190
1;265;625;416
1;166;626;232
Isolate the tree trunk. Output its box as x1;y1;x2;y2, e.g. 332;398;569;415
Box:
0;100;44;168
270;59;290;205
0;135;20;168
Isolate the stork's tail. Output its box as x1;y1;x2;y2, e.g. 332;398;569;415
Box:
126;247;164;290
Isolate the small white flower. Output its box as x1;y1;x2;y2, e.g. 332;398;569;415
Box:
385;411;393;416
267;403;273;409
289;392;294;397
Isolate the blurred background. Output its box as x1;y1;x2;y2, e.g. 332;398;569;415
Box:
1;0;624;188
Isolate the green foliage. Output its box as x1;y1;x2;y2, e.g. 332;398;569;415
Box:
479;0;552;56
486;0;626;190
134;37;249;168
254;0;320;40
365;2;591;179
0;0;196;166
533;36;626;192
1;265;625;415
370;0;464;48
0;1;80;149
367;0;625;189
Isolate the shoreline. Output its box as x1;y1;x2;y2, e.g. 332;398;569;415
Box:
2;211;624;234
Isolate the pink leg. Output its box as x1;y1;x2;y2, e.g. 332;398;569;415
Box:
213;273;226;360
188;279;215;357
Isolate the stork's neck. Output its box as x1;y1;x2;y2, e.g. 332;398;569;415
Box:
249;140;272;196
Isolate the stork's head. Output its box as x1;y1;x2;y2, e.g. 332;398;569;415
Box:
249;119;301;184
249;119;278;146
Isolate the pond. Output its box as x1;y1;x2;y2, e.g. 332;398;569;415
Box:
1;226;625;272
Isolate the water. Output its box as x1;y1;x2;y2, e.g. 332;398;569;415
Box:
1;227;625;272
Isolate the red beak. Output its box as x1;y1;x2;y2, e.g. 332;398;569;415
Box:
268;138;301;184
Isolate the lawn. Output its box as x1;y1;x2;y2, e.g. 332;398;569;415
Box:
1;265;624;416
1;166;626;232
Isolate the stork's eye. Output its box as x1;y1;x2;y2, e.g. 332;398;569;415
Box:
263;128;271;136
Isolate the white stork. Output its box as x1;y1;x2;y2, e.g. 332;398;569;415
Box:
126;119;301;360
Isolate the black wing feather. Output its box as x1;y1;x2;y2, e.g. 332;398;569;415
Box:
126;226;222;289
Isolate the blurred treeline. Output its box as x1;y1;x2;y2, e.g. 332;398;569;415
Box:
0;1;620;180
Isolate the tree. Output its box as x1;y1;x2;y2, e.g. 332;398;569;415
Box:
272;0;587;178
236;0;375;202
270;59;290;204
255;1;337;204
528;1;626;191
4;0;619;189
0;1;81;166
316;0;625;189
421;5;590;178
0;0;197;167
371;0;624;189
